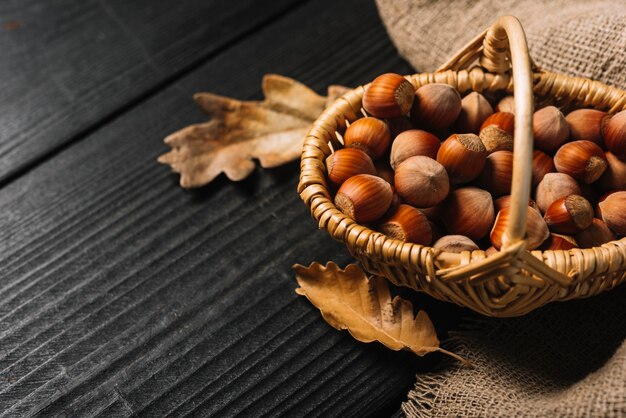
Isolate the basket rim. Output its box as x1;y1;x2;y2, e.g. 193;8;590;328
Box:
298;67;626;285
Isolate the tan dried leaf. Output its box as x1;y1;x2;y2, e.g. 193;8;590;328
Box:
294;262;466;362
158;74;341;188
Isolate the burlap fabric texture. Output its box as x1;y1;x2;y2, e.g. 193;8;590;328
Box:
375;1;626;416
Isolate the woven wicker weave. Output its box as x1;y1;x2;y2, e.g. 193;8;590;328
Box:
298;16;626;317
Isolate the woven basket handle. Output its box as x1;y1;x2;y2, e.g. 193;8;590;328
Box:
439;16;534;249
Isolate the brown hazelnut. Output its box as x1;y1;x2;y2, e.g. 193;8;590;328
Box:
532;106;570;154
335;174;393;223
575;218;616;248
389;129;440;169
411;83;462;130
604;109;626;159
442;187;495;241
535;173;582;214
495;96;515;114
394;156;449;207
565;109;609;146
362;73;415;118
598;191;626;235
595;191;615;219
539;234;578;250
554;140;607;184
479;112;514;153
532;150;556;187
378;204;432;245
326;148;376;187
456;92;494;134
433;235;479;253
343;117;391;160
479;151;513;196
544;195;594;234
490;206;549;250
437;133;487;184
599;151;626;190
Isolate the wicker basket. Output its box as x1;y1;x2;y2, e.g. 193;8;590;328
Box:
298;16;626;317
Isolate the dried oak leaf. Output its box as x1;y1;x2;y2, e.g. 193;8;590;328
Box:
159;74;347;188
294;262;466;362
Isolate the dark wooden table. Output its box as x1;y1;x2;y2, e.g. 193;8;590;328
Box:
0;1;464;416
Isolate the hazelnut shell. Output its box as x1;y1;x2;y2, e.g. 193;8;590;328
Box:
334;174;393;223
437;133;487;184
411;83;462;130
433;235;479;253
362;73;415;118
544;195;594;234
378;204;432;245
343;117;391;160
442;187;495;241
390;129;440;169
554;140;607;184
394;156;450;208
604;109;626;159
326;148;376;187
532;106;569;154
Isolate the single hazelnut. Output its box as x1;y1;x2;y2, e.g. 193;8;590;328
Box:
389;129;440;169
604;109;626;159
532;106;570;154
494;195;538;212
479;111;514;153
575;218;616;248
394;156;449;207
326;148;376;187
442;187;495;241
539;234;578;251
565;109;609;146
433;235;479;253
531;150;556;187
362;73;415;118
535;173;582;214
479;151;513;196
544;195;594;234
554;140;607;183
334;174;393;223
378;204;432;245
598;191;626;235
411;83;462;130
495;96;515;114
490;206;549;250
343;117;391;160
456;91;494;134
437;133;487;184
598;151;626;190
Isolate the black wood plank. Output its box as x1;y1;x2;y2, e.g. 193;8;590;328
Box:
0;0;448;416
0;0;300;185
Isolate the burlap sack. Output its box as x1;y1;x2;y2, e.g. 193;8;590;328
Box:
374;1;626;416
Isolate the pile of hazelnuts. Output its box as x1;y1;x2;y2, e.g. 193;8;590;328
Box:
326;73;626;253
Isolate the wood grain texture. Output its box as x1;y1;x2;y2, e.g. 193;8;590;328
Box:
0;0;299;184
0;0;462;416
